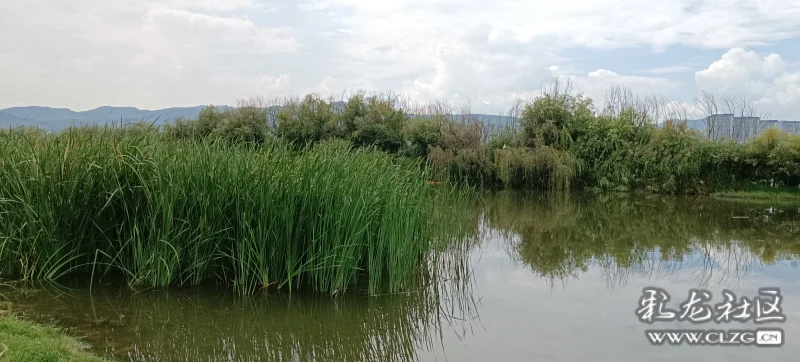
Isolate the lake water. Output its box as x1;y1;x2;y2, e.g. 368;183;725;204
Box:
3;192;800;361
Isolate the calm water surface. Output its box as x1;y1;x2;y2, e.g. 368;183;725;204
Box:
4;192;800;361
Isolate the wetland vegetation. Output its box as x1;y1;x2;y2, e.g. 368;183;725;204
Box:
1;83;799;360
2;192;799;361
0;126;466;296
0;311;108;362
159;84;800;194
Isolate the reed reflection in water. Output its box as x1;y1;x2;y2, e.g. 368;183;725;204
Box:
5;192;800;362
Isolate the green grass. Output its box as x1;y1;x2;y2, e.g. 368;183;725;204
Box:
0;313;107;362
712;186;800;202
0;126;437;296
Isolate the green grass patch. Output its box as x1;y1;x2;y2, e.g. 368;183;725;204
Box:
0;313;107;362
712;186;800;202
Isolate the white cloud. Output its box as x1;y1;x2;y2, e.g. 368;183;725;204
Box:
1;0;800;119
0;1;297;54
60;56;109;72
145;8;299;54
162;0;256;11
317;77;339;97
0;0;300;109
696;48;787;91
696;48;800;119
645;66;690;75
299;0;800;114
210;73;292;94
404;48;556;110
561;69;679;103
310;0;800;51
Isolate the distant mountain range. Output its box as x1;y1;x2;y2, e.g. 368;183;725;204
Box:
0;105;519;132
0;106;218;131
2;105;713;134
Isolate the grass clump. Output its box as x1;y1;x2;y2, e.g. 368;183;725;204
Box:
0;313;107;362
495;146;579;191
0;126;435;296
712;186;800;202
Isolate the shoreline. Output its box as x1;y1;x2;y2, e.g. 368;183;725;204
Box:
0;312;107;362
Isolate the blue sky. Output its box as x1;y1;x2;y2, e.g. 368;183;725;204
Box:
1;0;799;119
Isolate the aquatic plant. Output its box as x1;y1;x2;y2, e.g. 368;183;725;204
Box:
0;125;435;295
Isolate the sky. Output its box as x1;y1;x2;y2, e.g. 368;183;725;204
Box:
1;0;799;119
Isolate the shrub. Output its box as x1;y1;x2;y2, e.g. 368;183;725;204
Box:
196;105;224;138
744;128;800;187
487;126;523;150
495;146;579;191
519;91;594;149
637;121;707;193
209;106;269;145
349;96;408;153
428;146;496;187
147;90;800;194
404;116;442;158
275;94;339;146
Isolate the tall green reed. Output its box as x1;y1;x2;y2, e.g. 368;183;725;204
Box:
0;126;436;296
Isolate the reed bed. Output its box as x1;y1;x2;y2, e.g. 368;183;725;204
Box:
0;126;435;295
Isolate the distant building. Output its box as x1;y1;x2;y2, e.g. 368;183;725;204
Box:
760;119;780;131
704;114;800;142
784;121;800;134
706;114;733;141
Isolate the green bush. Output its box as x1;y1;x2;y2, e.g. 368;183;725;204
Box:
149;90;800;194
404;117;442;158
196;105;224;138
519;92;594;149
636;121;707;193
487;126;523;150
347;96;408;153
495;146;579;191
743;128;800;187
163;116;197;140
209;106;269;145
275;94;339;146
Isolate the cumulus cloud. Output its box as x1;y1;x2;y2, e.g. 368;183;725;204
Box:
301;0;800;114
309;0;800;51
404;45;557;110
696;48;800;119
0;0;300;109
1;0;800;119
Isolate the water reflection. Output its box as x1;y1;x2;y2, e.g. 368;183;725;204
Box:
482;192;800;291
3;192;800;361
5;243;478;362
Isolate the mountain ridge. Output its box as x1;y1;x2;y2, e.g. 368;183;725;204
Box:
0;105;519;131
0;105;228;131
3;105;712;133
